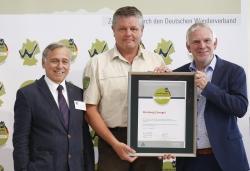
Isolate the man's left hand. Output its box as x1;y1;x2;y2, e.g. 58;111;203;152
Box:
195;71;208;90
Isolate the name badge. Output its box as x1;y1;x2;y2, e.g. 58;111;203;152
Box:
74;101;86;111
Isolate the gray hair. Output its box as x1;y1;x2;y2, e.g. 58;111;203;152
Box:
42;42;71;62
186;22;215;45
112;6;144;28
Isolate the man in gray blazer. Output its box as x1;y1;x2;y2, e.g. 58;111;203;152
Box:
13;42;94;171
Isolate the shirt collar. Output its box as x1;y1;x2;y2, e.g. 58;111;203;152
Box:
111;45;144;61
189;55;217;72
44;75;66;91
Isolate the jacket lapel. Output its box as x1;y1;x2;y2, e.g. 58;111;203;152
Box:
211;55;225;85
36;76;67;131
66;82;75;130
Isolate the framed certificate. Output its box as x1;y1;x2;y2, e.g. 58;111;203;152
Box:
128;72;196;157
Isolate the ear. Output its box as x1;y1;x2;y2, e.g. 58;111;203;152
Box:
111;26;115;37
186;42;191;53
214;38;218;50
42;59;45;68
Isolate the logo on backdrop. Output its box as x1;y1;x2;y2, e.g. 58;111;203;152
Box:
0;82;6;107
0;121;9;145
19;39;40;66
154;38;175;65
86;38;174;65
59;38;78;62
88;39;109;57
20;80;35;88
0;39;8;64
0;164;4;171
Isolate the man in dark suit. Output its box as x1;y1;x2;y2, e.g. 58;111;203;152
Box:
175;23;249;171
13;42;94;171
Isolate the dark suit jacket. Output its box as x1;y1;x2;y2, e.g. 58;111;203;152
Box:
175;55;249;171
13;76;94;171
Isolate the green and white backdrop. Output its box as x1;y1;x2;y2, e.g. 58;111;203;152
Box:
0;0;249;170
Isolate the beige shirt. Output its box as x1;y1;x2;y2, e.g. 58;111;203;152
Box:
84;46;165;127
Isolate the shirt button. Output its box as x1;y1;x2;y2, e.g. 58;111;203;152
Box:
68;134;71;139
68;154;71;159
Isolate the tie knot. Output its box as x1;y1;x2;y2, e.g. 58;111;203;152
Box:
57;85;64;93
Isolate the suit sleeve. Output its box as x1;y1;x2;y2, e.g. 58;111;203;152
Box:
202;65;248;117
83;116;95;171
13;89;32;171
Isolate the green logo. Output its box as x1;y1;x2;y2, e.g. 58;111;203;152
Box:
90;130;98;147
19;39;40;66
0;39;8;64
20;80;35;88
154;39;175;65
83;77;90;91
0;121;8;145
59;38;78;62
0;82;6;107
154;87;171;105
0;164;3;171
88;39;109;57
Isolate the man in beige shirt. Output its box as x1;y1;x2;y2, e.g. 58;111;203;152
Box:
84;6;168;171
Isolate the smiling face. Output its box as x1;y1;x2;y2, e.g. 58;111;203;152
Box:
112;16;143;53
186;26;217;69
42;47;71;84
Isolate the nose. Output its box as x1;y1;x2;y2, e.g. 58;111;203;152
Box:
57;61;64;68
199;41;206;48
125;28;132;35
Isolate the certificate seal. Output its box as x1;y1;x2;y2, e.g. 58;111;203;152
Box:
154;87;171;105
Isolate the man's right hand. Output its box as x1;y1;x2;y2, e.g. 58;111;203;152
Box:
154;66;172;73
112;141;138;162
